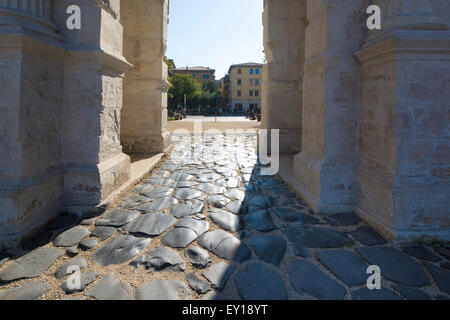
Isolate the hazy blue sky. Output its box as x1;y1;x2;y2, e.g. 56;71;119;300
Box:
166;0;264;79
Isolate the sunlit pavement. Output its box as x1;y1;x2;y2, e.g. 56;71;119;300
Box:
0;133;449;300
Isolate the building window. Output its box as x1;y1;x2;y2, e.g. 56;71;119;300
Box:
237;90;242;97
237;79;242;85
249;90;254;97
255;79;259;86
255;90;259;97
249;69;254;74
255;69;260;75
249;79;254;86
238;69;242;74
203;74;209;79
191;74;196;78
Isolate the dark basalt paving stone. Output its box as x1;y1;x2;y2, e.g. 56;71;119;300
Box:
424;261;450;294
196;183;226;195
316;250;367;287
143;179;177;188
249;234;287;266
243;209;277;232
55;258;88;279
79;238;98;250
433;246;450;259
80;217;97;226
131;246;186;272
186;272;212;294
198;173;222;183
53;226;91;247
402;245;442;263
191;200;205;215
327;212;363;226
0;247;64;281
0;257;9;268
247;195;271;208
225;200;246;215
124;213;176;236
202;262;235;290
293;246;309;258
119;195;150;209
442;262;450;270
235;262;287;300
357;246;429;286
225;189;246;201
61;271;99;294
22;231;54;251
162;228;198;248
393;285;431;300
92;235;151;266
140;187;174;199
0;281;51;300
198;230;252;263
170;172;194;181
97;209;140;227
66;246;79;256
91;226;116;242
289;259;346;300
177;181;198;188
270;207;319;224
184;246;211;268
286;225;353;248
209;208;243;232
86;273;133;300
170;202;193;218
136;197;179;213
216;178;239;188
46;214;81;231
349;226;387;246
207;195;230;208
136;280;191;300
175;217;210;236
151;170;171;178
174;188;203;201
352;288;403;300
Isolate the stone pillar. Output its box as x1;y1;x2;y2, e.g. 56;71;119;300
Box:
0;0;59;40
292;0;367;213
355;0;450;243
0;0;65;248
262;0;306;154
52;0;132;210
121;0;171;154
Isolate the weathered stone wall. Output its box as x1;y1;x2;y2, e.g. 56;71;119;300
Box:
121;0;171;154
355;0;450;242
293;0;367;213
52;0;131;209
262;0;305;154
0;1;65;248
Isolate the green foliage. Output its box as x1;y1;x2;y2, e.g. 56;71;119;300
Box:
202;80;219;93
169;73;202;103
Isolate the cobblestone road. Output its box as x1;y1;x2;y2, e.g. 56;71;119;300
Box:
0;133;449;300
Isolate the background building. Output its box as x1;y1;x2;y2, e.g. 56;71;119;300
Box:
172;66;215;86
228;62;263;113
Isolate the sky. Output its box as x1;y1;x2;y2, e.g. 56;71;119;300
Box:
166;0;264;79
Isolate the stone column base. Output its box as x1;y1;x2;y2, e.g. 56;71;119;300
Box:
122;131;171;154
0;174;64;250
293;152;356;214
63;153;131;209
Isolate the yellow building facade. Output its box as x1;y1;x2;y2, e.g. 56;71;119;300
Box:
173;66;216;86
228;63;263;113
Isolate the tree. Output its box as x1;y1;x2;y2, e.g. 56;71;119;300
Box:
202;79;219;93
168;74;202;106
